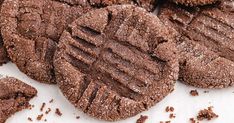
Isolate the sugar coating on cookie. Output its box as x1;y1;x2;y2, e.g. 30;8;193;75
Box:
172;0;218;6
0;0;91;84
0;0;158;84
89;0;158;11
159;0;234;88
54;5;179;121
0;0;9;66
59;0;158;11
0;77;37;123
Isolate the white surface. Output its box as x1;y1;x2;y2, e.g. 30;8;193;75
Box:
1;62;234;123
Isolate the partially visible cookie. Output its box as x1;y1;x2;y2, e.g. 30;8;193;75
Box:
59;0;157;11
0;0;9;66
1;0;157;84
159;0;234;88
54;5;178;121
89;0;158;11
0;38;9;66
172;0;219;6
0;77;37;123
1;0;91;84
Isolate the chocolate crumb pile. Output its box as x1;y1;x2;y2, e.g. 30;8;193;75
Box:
189;106;219;123
31;100;66;122
197;107;219;121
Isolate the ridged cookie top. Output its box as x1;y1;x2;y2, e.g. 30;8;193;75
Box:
54;5;178;121
159;0;234;88
1;0;90;84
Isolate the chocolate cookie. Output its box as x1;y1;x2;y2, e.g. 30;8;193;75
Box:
1;0;91;84
89;0;157;11
0;77;37;123
159;0;234;88
54;5;178;121
172;0;218;6
0;0;157;84
59;0;157;11
0;0;9;66
0;38;9;66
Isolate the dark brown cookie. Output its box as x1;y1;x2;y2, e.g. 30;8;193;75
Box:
0;0;9;66
172;0;218;6
0;0;157;84
0;38;9;66
159;0;234;88
0;77;37;123
1;0;91;84
89;0;157;11
54;5;178;121
59;0;157;11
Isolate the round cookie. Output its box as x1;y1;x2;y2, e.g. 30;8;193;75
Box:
54;5;178;121
172;0;218;6
0;77;37;123
1;0;90;84
159;0;234;88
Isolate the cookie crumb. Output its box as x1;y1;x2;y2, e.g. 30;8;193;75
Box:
55;108;62;116
197;106;218;121
37;114;44;121
190;90;199;96
40;103;46;112
169;113;176;119
76;116;80;119
160;121;171;123
44;119;47;122
204;91;209;93
27;117;33;122
49;99;54;103
189;118;198;123
136;115;148;123
29;104;34;110
165;106;174;112
45;108;51;114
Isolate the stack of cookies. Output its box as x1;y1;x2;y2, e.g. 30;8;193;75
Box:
0;0;233;122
